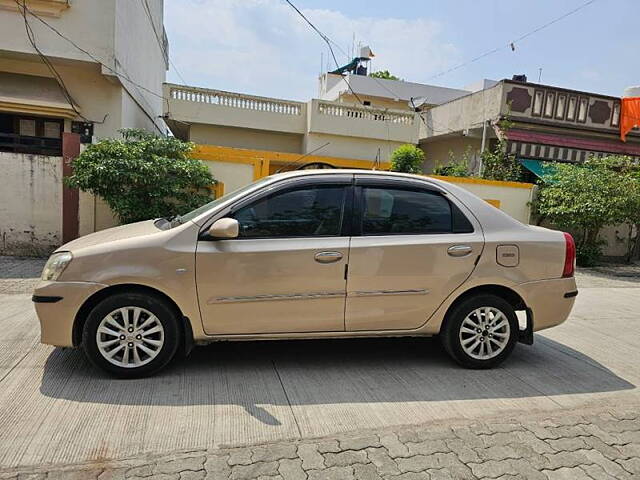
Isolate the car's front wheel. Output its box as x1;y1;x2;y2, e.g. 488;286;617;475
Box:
440;294;518;369
82;292;180;378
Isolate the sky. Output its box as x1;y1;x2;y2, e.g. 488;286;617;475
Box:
164;0;638;101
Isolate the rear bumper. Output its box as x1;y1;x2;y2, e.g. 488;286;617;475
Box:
33;280;107;347
515;277;578;332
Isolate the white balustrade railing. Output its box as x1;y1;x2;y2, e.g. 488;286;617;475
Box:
317;101;415;125
169;85;303;116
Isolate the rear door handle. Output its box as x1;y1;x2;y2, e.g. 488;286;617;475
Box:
314;251;343;263
447;245;473;257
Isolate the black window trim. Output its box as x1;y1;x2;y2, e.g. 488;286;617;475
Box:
353;183;474;237
199;175;355;241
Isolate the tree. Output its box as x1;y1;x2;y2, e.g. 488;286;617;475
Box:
390;144;425;174
480;119;525;182
536;157;637;266
591;155;640;262
369;70;400;81
66;129;214;224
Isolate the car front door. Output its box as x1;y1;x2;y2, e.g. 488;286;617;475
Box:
345;177;484;332
196;175;352;335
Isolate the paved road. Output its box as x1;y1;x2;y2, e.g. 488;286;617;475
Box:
0;257;639;476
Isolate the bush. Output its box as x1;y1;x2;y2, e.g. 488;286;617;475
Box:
576;242;604;267
66;129;214;224
480;119;525;182
434;146;472;177
390;144;425;174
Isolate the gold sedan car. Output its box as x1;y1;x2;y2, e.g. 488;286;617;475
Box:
33;170;577;377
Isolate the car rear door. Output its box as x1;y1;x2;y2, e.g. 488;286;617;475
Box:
345;176;484;332
196;174;353;335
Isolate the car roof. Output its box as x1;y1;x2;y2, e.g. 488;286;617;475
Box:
268;168;448;186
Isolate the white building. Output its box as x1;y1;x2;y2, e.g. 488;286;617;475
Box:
319;72;470;111
0;0;168;252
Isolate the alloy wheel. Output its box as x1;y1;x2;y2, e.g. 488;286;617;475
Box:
95;306;165;368
458;306;511;360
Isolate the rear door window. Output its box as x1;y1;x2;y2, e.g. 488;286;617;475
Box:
361;187;456;235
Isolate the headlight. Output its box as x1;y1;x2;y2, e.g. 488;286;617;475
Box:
41;252;73;281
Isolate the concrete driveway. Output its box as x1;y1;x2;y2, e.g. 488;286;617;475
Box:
0;258;639;470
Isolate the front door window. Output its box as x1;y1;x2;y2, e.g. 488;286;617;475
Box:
233;185;346;238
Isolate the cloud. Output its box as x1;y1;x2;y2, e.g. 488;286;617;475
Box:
165;0;460;100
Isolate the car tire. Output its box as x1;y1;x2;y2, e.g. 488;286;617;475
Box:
440;294;518;369
82;292;181;378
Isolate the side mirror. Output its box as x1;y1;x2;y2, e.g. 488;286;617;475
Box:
208;218;239;239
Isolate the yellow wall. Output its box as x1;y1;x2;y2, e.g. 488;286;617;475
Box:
430;175;535;224
191;144;389;183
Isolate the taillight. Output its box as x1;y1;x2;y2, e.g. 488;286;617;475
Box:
562;232;576;277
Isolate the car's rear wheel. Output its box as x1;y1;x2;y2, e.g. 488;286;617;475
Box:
82;292;180;378
441;294;518;369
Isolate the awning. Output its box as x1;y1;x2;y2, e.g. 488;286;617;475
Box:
0;72;78;119
519;158;557;181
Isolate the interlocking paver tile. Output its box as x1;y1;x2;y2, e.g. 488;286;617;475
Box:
298;444;325;470
204;454;231;478
154;456;205;475
339;435;380;451
252;445;297;463
0;405;638;480
542;466;591;479
307;466;354;480
277;459;306;480
323;450;368;467
365;447;401;476
379;433;410;458
230;461;280;480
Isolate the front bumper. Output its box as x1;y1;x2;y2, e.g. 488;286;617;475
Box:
33;280;107;347
515;276;578;333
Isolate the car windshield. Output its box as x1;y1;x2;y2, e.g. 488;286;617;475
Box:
172;178;272;226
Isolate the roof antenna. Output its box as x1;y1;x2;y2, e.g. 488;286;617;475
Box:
373;147;381;170
275;142;331;173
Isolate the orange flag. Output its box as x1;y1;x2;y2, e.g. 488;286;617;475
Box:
621;97;640;142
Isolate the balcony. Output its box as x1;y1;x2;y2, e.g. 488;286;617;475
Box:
164;83;420;146
164;83;306;135
310;100;418;143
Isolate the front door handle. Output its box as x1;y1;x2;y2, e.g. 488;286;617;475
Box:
314;251;343;263
447;245;473;257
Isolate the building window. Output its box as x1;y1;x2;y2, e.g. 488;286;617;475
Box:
19;118;36;136
555;94;567;119
543;92;555;118
577;97;588;123
532;90;544;116
44;121;61;138
0;113;63;156
566;96;577;121
611;103;621;127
